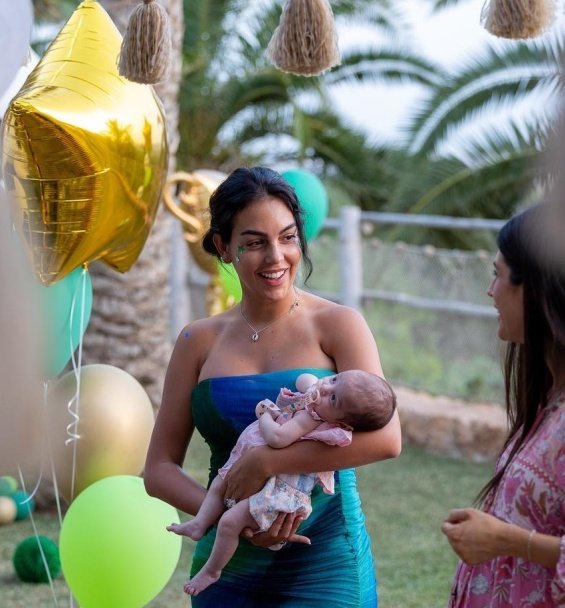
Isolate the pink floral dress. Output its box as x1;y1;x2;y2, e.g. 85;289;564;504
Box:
218;387;352;531
448;393;565;607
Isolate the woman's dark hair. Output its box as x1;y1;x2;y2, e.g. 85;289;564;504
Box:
477;202;565;504
202;166;313;280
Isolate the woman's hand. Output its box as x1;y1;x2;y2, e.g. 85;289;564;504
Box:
242;512;310;548
223;447;270;502
441;508;509;565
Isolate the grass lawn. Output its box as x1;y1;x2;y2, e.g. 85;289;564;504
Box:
0;437;491;607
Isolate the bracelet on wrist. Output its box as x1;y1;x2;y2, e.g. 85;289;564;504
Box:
527;529;536;562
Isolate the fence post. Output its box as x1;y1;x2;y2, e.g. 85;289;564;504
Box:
339;205;362;310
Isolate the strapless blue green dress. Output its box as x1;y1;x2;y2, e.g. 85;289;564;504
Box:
190;368;378;607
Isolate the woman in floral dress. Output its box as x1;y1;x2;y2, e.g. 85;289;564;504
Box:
442;202;565;607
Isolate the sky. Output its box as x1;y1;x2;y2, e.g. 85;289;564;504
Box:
330;0;561;146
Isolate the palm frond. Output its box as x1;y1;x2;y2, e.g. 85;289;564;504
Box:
326;47;446;87
406;35;563;155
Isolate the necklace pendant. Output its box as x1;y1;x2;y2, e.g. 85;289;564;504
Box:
251;332;259;342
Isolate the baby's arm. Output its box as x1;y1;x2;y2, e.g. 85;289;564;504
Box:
259;410;321;449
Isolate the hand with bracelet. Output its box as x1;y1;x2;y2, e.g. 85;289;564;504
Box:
442;508;561;568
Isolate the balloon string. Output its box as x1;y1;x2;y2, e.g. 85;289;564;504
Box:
17;468;60;608
18;382;48;505
66;268;88;502
42;379;65;528
19;382;65;528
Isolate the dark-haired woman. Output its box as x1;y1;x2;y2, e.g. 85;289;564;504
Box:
442;203;565;607
144;166;401;607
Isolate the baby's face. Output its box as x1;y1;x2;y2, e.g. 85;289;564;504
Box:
309;374;349;424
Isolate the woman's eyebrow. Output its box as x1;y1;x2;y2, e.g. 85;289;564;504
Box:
239;223;296;237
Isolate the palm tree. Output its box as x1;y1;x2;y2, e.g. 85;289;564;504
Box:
176;0;444;209
383;2;564;223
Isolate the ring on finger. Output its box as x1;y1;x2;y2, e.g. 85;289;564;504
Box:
224;498;237;509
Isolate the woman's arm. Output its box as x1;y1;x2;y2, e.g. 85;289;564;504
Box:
441;508;561;568
144;325;207;516
259;409;321;448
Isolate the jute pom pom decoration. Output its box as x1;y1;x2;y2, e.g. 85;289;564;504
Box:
118;0;172;84
266;0;341;77
481;0;557;39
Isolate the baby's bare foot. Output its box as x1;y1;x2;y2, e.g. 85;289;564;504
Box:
167;519;206;541
183;569;220;596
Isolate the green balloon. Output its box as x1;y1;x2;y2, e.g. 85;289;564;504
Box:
59;475;181;608
282;169;329;241
37;267;93;377
0;476;18;496
218;260;242;302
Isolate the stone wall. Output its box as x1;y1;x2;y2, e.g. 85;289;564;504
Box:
396;386;508;462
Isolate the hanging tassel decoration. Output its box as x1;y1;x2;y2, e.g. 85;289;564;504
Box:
118;0;171;84
480;0;557;39
266;0;341;77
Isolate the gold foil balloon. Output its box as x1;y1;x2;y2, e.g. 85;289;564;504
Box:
163;169;242;315
47;364;155;502
163;170;226;275
1;0;169;285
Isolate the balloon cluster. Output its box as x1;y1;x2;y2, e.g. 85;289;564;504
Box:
0;2;180;605
0;476;35;526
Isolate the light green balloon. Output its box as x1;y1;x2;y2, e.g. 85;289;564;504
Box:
218;259;242;302
59;475;181;608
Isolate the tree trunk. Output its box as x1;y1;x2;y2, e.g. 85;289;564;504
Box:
83;0;184;410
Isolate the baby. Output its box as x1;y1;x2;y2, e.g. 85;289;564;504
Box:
168;369;396;596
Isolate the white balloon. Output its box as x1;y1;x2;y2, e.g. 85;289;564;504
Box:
0;0;33;95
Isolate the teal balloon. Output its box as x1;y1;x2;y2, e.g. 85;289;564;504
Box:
282;169;328;241
59;475;181;608
11;490;35;520
37;268;93;377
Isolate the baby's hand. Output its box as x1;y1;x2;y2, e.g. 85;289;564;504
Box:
255;400;280;419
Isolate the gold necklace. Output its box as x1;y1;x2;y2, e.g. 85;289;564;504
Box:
240;289;300;342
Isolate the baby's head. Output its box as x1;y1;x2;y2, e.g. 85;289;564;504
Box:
310;370;396;431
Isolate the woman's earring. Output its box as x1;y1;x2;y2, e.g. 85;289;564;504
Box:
235;255;240;263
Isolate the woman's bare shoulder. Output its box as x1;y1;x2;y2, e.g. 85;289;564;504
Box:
301;291;365;327
299;290;380;373
173;309;237;357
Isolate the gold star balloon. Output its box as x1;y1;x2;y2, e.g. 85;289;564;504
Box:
1;0;169;285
